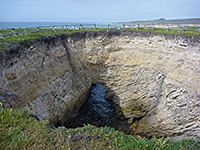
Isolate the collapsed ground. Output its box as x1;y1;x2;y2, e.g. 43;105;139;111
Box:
0;29;200;145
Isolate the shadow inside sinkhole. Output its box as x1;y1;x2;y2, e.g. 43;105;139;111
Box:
65;84;135;135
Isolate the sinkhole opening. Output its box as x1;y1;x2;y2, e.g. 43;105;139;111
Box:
65;84;133;134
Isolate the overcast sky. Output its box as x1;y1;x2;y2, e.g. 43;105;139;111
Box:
0;0;199;22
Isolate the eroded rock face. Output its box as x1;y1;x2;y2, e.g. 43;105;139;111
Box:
0;31;200;140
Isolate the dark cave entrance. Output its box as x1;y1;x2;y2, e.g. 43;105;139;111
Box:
65;84;133;134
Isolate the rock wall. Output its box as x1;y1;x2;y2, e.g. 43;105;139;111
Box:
0;31;200;140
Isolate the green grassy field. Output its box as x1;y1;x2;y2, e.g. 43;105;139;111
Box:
0;103;200;150
123;28;200;37
0;28;200;52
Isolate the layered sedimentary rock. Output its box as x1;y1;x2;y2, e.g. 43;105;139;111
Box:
0;31;200;141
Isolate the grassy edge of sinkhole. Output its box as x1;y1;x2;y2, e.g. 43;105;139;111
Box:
0;103;200;150
0;28;200;52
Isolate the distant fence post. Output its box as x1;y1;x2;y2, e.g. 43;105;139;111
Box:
79;24;83;30
37;27;41;33
73;25;76;30
65;25;68;31
153;23;156;29
53;26;57;32
108;24;110;30
184;26;187;31
136;24;140;30
0;30;5;39
10;28;18;37
22;27;30;35
166;25;170;31
93;24;96;29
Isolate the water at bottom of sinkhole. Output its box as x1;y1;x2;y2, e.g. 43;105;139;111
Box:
66;84;132;134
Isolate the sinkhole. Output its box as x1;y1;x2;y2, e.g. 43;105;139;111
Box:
66;84;133;134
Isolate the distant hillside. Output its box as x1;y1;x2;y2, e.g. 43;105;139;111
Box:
129;18;200;24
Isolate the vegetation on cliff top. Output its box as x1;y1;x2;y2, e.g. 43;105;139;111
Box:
0;29;105;51
0;28;200;52
0;103;199;150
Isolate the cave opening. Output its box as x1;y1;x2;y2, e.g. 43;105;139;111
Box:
65;84;133;134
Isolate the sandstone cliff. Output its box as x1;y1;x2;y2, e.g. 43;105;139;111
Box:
0;31;200;141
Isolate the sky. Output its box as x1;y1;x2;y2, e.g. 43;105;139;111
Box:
0;0;199;22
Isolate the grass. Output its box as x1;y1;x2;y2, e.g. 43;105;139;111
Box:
0;28;107;52
0;103;200;150
0;27;200;52
122;28;200;37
